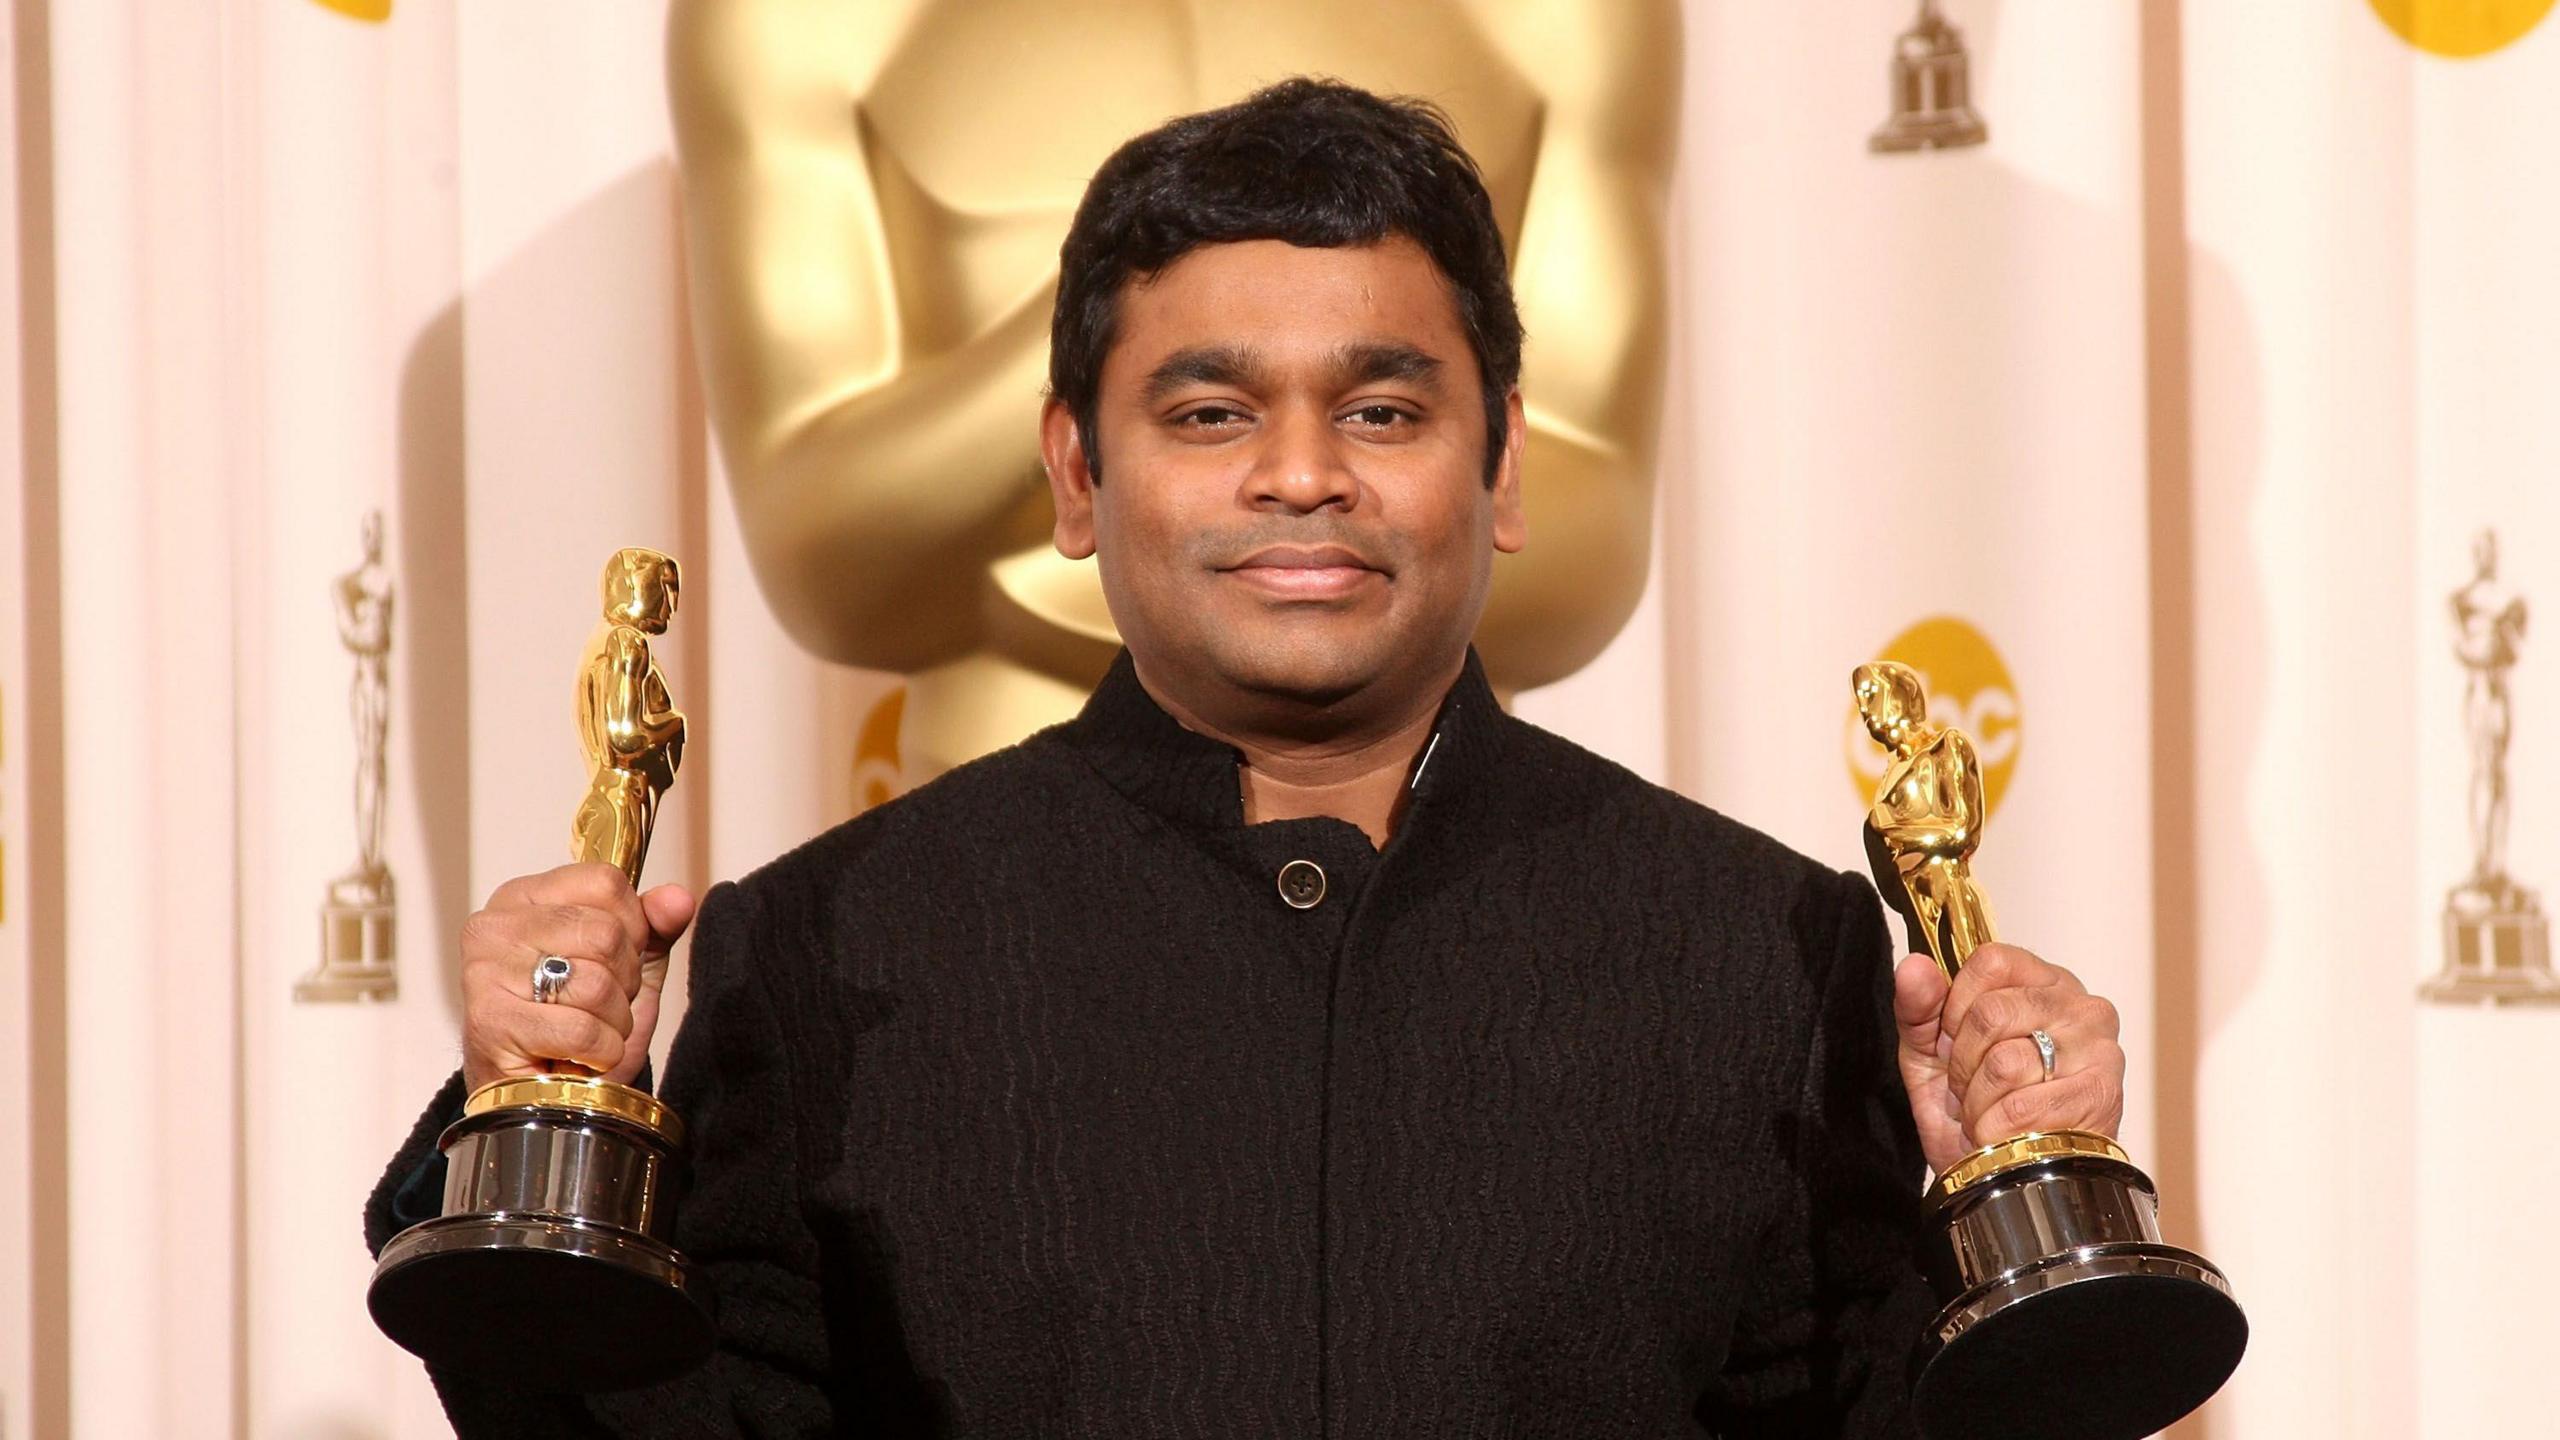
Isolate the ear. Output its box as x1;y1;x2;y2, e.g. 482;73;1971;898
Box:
1490;389;1527;555
1040;397;1098;561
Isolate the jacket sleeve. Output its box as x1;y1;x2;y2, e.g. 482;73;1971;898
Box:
363;879;836;1438
1697;868;1937;1437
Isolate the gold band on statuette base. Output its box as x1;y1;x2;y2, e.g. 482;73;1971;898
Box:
463;1073;683;1145
1928;1128;2131;1205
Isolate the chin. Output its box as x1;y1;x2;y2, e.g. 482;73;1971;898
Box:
1206;623;1396;707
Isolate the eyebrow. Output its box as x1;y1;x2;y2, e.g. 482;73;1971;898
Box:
1138;340;1451;407
1329;341;1444;392
1141;345;1262;405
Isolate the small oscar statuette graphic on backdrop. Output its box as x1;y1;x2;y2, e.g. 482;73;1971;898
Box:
369;548;714;1391
2424;529;2556;1003
1871;0;1988;153
1854;661;2244;1440
299;510;398;1002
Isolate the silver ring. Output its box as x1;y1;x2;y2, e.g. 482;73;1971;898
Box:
2030;1028;2057;1083
531;954;574;1004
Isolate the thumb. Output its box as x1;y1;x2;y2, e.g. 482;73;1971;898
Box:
1892;952;1970;1173
1893;951;1951;1067
636;883;698;987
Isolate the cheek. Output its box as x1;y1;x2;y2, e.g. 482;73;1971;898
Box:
1396;486;1496;584
1091;487;1206;621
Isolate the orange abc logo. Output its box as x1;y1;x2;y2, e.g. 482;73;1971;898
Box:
311;0;392;21
2368;0;2554;56
851;685;908;816
1844;615;2022;819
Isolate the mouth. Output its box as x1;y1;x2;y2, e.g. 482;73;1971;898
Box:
1219;544;1386;601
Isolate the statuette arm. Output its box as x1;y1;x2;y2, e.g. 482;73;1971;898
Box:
1469;0;1677;690
668;0;1051;672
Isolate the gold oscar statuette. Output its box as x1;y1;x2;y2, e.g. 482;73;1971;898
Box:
299;510;399;1002
1854;660;2245;1440
368;549;714;1392
2423;528;2555;1003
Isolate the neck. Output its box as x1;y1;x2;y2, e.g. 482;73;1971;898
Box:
1136;658;1460;849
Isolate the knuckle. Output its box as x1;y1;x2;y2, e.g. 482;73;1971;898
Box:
553;1009;611;1057
459;908;513;958
1972;945;2028;982
1966;989;2018;1040
2086;995;2122;1035
1994;1087;2052;1135
1987;1038;2034;1087
550;904;621;961
568;861;633;906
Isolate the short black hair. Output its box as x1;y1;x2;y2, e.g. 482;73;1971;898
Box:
1050;77;1522;487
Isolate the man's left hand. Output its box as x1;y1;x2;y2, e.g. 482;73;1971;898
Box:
1890;943;2125;1175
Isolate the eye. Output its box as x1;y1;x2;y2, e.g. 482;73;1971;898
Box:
1172;404;1250;431
1343;403;1417;429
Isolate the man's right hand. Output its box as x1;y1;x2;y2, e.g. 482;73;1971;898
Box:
458;862;699;1093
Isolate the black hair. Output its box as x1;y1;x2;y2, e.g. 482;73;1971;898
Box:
1049;77;1522;487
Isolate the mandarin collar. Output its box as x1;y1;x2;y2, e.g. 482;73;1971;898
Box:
1054;648;1500;833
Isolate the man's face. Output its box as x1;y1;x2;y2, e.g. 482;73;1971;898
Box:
1041;236;1525;729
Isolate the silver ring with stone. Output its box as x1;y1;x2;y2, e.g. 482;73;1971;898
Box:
2030;1028;2057;1083
531;954;574;1004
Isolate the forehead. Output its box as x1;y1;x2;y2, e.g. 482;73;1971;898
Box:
1101;236;1474;386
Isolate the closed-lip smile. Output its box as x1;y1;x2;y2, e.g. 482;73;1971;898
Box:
1221;544;1384;599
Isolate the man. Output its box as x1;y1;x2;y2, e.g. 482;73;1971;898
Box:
369;80;2126;1436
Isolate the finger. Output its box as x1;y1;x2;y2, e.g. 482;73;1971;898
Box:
1940;943;2083;1050
463;991;627;1087
510;903;645;1000
505;998;628;1076
1959;1032;2123;1133
1948;985;2116;1096
1967;1067;2124;1147
514;861;651;950
523;951;634;1040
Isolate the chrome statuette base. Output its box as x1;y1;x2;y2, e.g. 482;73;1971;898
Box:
1912;1131;2246;1440
367;1076;713;1392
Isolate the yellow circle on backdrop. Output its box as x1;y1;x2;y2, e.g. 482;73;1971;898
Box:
2368;0;2555;57
312;0;392;21
1844;615;2022;822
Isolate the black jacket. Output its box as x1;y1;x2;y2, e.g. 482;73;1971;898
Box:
368;651;1933;1436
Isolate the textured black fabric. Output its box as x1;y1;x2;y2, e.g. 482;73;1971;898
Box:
367;650;1935;1437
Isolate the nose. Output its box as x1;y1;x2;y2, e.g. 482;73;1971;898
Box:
1243;403;1358;515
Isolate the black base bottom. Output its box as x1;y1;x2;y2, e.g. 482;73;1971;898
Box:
369;1213;716;1393
1913;1258;2248;1440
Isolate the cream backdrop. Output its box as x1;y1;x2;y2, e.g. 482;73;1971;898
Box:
1;1;2555;1437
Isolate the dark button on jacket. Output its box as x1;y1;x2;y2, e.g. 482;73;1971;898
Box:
1278;858;1328;909
368;649;1933;1437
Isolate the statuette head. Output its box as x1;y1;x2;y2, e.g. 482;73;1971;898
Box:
1854;660;1930;755
601;548;681;634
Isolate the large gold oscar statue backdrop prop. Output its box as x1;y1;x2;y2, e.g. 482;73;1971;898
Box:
666;0;1677;778
1855;661;2245;1440
369;549;714;1393
2425;529;2555;1003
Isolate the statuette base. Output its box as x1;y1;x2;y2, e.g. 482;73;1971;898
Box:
368;1087;711;1391
2424;885;2558;1005
300;899;396;1003
1914;1144;2246;1440
1871;108;1987;154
